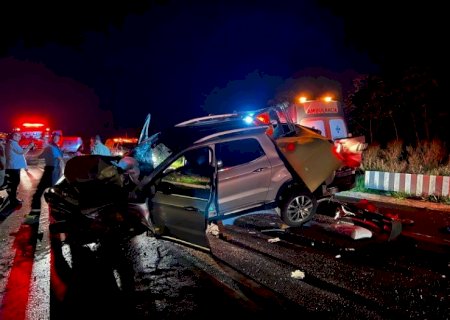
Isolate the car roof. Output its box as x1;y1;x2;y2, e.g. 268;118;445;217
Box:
146;116;269;153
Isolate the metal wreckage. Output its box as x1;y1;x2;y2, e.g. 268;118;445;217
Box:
44;106;401;257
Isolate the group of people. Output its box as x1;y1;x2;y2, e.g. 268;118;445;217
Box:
0;132;112;218
0;131;63;216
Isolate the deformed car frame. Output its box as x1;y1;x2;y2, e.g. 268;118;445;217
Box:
132;106;344;249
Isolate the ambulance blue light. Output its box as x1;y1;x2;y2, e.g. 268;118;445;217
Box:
243;116;253;124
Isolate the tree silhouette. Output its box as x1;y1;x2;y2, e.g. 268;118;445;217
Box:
345;67;445;146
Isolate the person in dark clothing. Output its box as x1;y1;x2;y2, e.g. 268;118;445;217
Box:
0;137;6;190
29;131;64;217
5;132;34;207
0;137;7;209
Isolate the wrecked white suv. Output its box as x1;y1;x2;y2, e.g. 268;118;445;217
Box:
132;107;344;248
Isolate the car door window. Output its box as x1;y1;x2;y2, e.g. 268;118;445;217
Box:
215;138;272;214
160;147;212;200
216;139;265;169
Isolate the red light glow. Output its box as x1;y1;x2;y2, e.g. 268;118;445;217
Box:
13;116;49;129
255;113;270;124
286;142;296;152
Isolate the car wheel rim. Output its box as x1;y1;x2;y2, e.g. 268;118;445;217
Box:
287;196;313;222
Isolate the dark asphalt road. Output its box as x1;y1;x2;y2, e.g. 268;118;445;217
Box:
213;210;450;319
50;233;303;320
1;165;450;319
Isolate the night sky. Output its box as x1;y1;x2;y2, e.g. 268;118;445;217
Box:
0;0;446;139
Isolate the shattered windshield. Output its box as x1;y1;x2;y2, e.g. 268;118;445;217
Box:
132;132;173;176
151;142;172;168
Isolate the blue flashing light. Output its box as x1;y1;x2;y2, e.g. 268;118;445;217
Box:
243;115;253;124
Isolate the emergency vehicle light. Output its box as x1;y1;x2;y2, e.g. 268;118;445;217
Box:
112;138;138;143
22;123;45;128
243;116;253;124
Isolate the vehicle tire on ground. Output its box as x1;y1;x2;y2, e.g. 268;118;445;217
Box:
280;190;317;227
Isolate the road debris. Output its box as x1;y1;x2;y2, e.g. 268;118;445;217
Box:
268;237;281;243
206;223;220;237
290;270;305;279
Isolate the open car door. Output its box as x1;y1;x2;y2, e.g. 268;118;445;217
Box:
253;105;342;192
276;126;342;192
150;146;216;249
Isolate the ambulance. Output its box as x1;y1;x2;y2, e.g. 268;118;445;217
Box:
12;122;82;160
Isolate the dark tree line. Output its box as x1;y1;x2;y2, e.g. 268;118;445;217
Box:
343;66;446;147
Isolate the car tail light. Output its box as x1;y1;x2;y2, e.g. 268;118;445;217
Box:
333;139;364;168
286;142;296;152
332;141;345;161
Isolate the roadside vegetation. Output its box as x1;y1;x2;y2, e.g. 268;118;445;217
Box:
352;140;450;204
341;67;450;205
361;140;450;175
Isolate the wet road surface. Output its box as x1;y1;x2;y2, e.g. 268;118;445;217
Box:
1;164;449;319
213;210;450;319
50;233;303;320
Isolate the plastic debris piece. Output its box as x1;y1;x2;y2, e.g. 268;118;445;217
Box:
335;254;341;258
331;224;372;240
268;237;281;243
280;223;290;230
206;223;220;237
291;270;305;279
84;242;101;252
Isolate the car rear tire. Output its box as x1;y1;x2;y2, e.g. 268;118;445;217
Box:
280;191;317;227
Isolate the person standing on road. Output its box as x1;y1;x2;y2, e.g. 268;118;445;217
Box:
0;137;7;209
91;134;111;156
0;137;6;190
5;132;34;207
29;131;64;216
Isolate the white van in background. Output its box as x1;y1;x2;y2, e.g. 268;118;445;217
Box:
61;136;84;159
